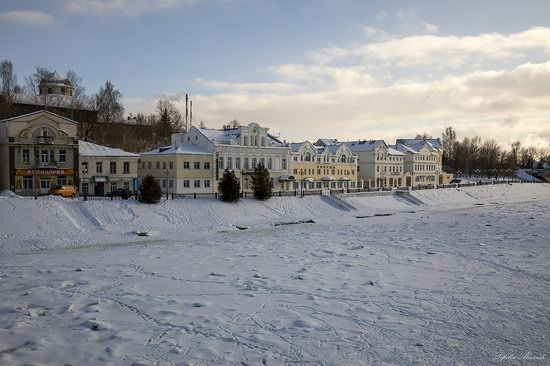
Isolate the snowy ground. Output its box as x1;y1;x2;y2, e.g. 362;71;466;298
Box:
0;184;549;365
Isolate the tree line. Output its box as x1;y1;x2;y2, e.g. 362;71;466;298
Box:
441;126;550;178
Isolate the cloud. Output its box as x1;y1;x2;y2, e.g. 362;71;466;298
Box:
126;60;550;148
312;27;550;68
0;10;55;26
125;27;550;149
63;0;201;16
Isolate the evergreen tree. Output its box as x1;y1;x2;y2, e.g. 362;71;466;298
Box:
138;175;162;204
251;162;272;200
218;169;240;202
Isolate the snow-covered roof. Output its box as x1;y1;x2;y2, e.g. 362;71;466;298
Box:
392;143;419;154
387;147;405;156
141;144;212;156
197;127;284;146
40;71;71;86
79;141;139;158
345;140;387;152
396;138;442;150
11;93;95;111
315;138;339;147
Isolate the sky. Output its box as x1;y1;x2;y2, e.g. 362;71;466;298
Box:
1;0;550;148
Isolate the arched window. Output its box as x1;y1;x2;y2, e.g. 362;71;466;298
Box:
340;155;346;163
304;152;311;162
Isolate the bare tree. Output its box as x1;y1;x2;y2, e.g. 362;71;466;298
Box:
0;60;18;102
24;66;50;99
96;80;124;123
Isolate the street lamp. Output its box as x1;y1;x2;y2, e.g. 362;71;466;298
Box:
81;166;88;201
165;168;171;200
300;169;304;197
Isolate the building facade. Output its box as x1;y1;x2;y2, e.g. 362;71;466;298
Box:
393;138;452;186
0;110;79;195
344;140;406;189
138;144;215;195
79;141;139;195
171;123;292;192
289;140;358;190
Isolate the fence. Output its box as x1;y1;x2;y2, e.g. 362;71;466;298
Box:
76;179;542;202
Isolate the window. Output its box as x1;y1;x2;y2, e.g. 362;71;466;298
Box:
169;161;174;170
40;149;49;163
148;161;152;169
243;136;248;146
261;137;266;146
218;157;224;169
268;157;272;170
204;179;210;188
227;156;233;170
123;162;130;174
244;157;249;170
282;158;287;170
169;180;173;188
204;162;210;170
194;161;200;169
183;180;190;188
82;162;88;174
59;150;66;163
96;161;103;173
235;157;241;170
110;161;117;174
252;158;257;168
22;149;30;163
194;180;200;188
57;176;67;186
260;157;265;167
123;181;130;190
82;182;89;194
340;155;346;163
111;182;117;191
184;161;190;169
141;162;145;169
162;162;167;170
47;88;52;94
244;177;249;190
23;176;33;190
156;162;160;169
304;152;311;162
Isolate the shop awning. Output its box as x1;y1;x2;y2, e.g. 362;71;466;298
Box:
93;176;107;183
279;175;296;181
322;176;336;181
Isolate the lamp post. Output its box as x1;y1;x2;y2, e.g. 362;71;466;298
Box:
81;166;88;201
300;169;304;197
165;168;171;200
240;169;244;197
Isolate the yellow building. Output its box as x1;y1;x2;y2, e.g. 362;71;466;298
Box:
0;110;78;195
139;144;215;194
289;141;358;191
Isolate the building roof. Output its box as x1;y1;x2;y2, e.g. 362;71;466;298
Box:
141;144;212;156
79;141;140;158
315;138;339;146
396;138;443;150
40;71;71;86
0;109;79;125
344;139;387;152
197;126;284;146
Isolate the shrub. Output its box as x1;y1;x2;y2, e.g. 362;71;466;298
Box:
218;169;240;202
138;175;161;204
251;162;272;200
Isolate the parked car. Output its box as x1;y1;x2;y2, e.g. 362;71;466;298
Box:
106;188;130;199
49;185;78;198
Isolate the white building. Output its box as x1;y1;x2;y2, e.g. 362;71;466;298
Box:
171;122;292;192
344;140;406;189
393;138;449;186
79;141;139;195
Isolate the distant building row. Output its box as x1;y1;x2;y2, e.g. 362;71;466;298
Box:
0;110;452;196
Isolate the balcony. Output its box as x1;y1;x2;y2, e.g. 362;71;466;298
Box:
35;136;54;144
37;160;57;168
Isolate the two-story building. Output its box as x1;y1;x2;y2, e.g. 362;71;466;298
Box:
0;110;79;195
170;123;292;192
344;140;406;189
138;144;214;195
79;141;139;195
393;138;451;186
289;140;358;190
